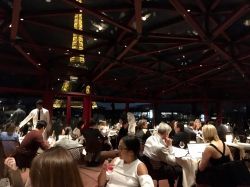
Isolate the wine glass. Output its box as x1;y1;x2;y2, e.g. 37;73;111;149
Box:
179;141;185;149
106;158;114;174
234;136;240;143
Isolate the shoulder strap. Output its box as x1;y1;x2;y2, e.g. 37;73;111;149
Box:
210;143;224;155
222;141;226;154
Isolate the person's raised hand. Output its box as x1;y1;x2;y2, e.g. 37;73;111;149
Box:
4;157;18;171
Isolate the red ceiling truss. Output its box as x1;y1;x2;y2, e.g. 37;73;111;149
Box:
0;0;250;102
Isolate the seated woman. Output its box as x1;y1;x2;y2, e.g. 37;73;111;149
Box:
5;146;84;187
98;135;154;187
0;123;19;142
196;124;233;186
53;127;83;161
135;119;151;144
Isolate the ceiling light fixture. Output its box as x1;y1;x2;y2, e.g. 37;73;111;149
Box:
141;13;151;21
243;19;250;26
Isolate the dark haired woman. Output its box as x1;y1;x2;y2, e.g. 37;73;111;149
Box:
98;136;154;187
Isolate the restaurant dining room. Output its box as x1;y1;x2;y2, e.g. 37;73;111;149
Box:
0;0;250;186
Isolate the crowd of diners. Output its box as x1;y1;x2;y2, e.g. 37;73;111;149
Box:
1;105;250;187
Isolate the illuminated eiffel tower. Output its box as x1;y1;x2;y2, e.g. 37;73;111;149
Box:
70;0;85;65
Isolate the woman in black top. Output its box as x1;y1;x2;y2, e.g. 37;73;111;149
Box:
196;124;233;186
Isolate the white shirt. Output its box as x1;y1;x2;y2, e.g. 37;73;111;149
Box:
106;157;154;187
143;133;176;166
19;108;50;128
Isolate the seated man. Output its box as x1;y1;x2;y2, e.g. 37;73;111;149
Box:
172;122;190;148
83;119;114;166
184;121;197;142
14;120;49;169
143;122;183;187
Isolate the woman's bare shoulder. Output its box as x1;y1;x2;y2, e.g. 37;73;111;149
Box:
137;162;148;176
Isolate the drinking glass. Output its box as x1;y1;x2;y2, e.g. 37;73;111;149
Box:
106;158;114;174
234;136;240;143
179;141;185;149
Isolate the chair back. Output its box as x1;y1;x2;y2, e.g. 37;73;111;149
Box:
213;160;250;186
1;140;20;157
0;141;5;178
140;155;166;180
228;145;241;160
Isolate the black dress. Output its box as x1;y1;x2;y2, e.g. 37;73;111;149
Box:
196;141;231;186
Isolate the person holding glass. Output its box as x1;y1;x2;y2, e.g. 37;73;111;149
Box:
172;122;189;149
196;124;233;186
143;122;183;187
98;135;154;187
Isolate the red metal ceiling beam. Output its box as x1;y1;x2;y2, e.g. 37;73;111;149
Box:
92;38;139;82
236;33;250;43
92;16;135;74
134;0;142;34
170;0;207;39
238;52;250;61
122;62;178;82
157;63;230;97
212;4;250;39
18;24;48;65
0;63;41;75
210;0;221;10
124;42;196;60
196;0;206;12
10;0;21;41
0;87;44;95
0;52;23;61
170;0;246;79
22;9;79;18
92;0;143;83
196;0;231;41
146;33;200;42
24;19;109;41
19;40;108;58
13;44;46;73
92;63;116;83
63;0;134;33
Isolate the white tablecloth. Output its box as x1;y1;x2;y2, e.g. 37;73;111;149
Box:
176;156;199;187
226;142;250;159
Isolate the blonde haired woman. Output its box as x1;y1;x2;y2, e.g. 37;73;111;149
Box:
196;124;233;186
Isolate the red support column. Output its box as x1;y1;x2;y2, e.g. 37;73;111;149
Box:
83;95;92;128
42;91;54;119
66;96;71;126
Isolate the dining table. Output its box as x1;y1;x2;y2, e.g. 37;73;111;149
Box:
173;146;199;187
